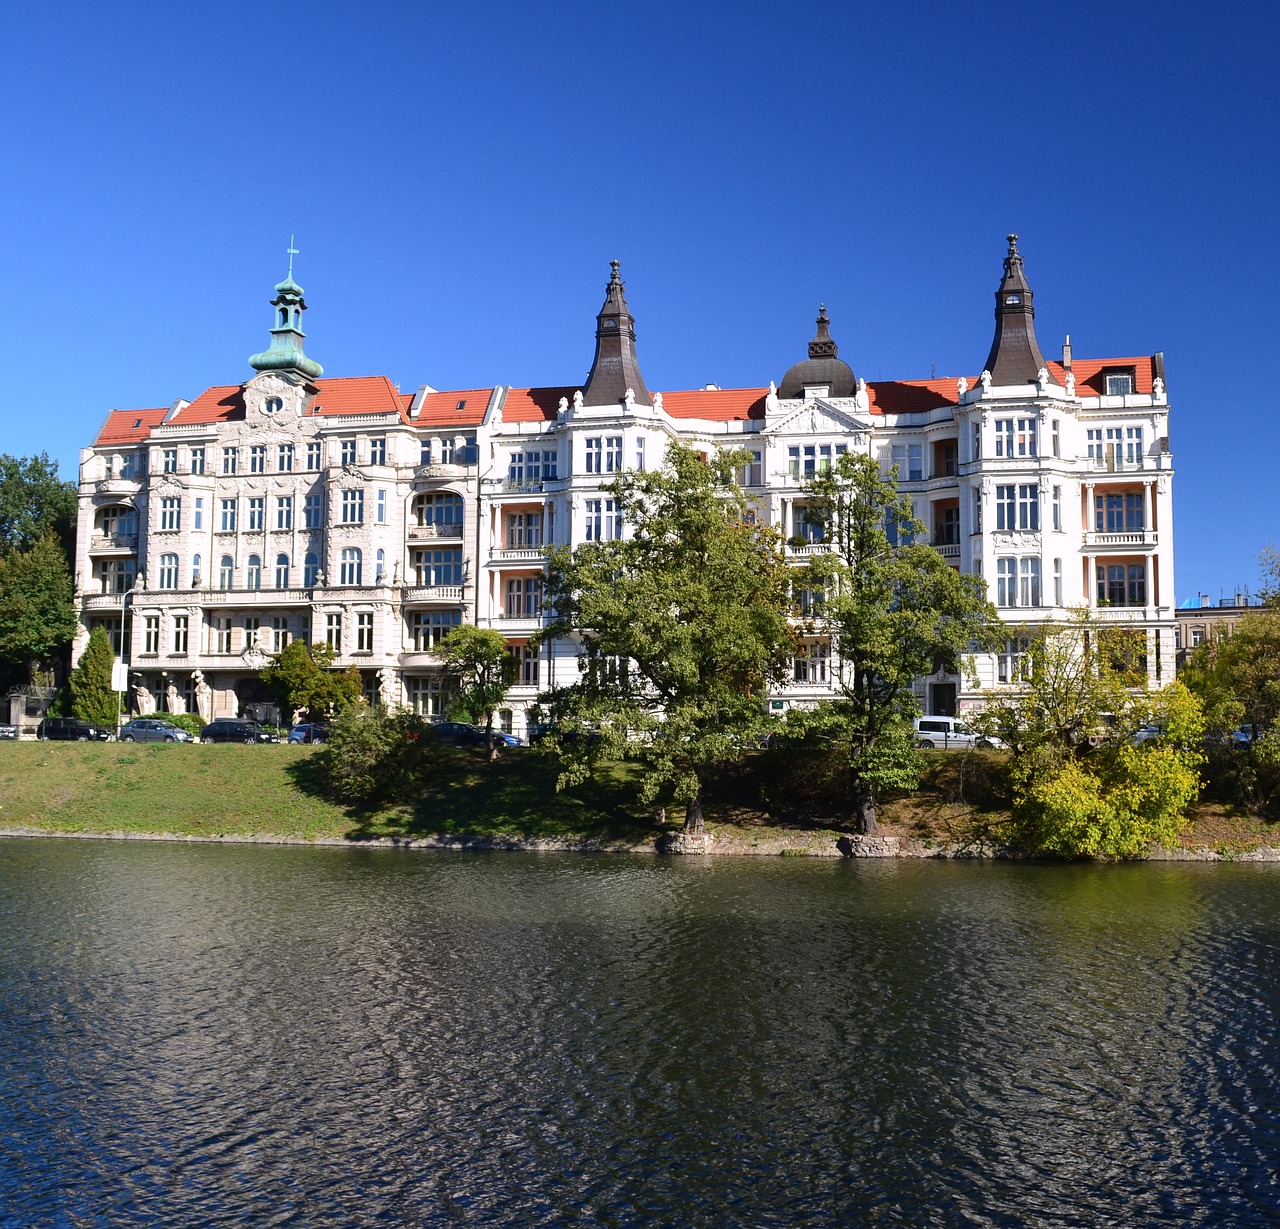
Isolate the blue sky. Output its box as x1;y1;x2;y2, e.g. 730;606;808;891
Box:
1;0;1275;599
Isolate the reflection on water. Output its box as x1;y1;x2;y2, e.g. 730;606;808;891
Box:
2;842;1279;1226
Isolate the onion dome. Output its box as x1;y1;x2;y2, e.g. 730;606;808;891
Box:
779;305;856;398
248;247;323;379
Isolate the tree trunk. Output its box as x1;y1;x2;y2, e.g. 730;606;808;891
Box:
850;778;878;835
485;717;500;762
684;792;705;836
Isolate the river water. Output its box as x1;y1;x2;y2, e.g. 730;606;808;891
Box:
2;840;1279;1226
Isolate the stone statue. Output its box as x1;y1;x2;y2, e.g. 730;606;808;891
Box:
623;387;635;410
1037;366;1050;390
1065;371;1076;397
193;670;213;722
166;682;185;715
979;369;992;391
572;390;583;410
1153;376;1165;398
765;381;779;415
652;392;663;413
132;680;155;715
957;376;968;396
378;667;397;709
854;378;870;413
557;396;568;415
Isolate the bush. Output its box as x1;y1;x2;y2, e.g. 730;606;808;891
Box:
321;706;435;805
167;713;205;737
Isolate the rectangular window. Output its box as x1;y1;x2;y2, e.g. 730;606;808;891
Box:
247;497;264;530
1052;420;1061;458
213;618;232;654
219;499;236;532
507;512;543;548
972;423;981;460
636;438;647;472
340;439;357;466
1017;484;1039;531
997;636;1034;684
1052;486;1062;531
356;612;374;652
193;497;203;530
585;499;601;541
304;493;323;528
1016;418;1038;457
244;617;260;651
376;490;386;523
190;447;205;475
605;436;623;472
306;441;323;470
341;489;364;524
157;555;178;588
409;609;462;650
249;445;266;474
413;548;464;586
935;504;960;546
519;643;539;686
996;485;1015;531
271;616;289;652
997;557;1017;607
1105;371;1135;396
143;614;159;655
276;496;293;530
891;443;923;481
1019;557;1041;607
505;576;543;618
162;448;177;474
972;488;982;534
173;615;188;655
585;438;603;474
794;504;823;543
1126;427;1145;465
369;437;386;465
542;449;558;480
1054;558;1063;606
277;444;294;472
995;420;1014;458
440;437;457;463
736;450;763;486
1087;429;1103;460
325;613;342;649
159;497;180;531
221;447;238;475
420;439;432;465
793;641;830;685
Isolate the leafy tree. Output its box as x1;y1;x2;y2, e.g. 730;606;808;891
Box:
68;626;120;726
323;705;434;805
542;444;796;835
1180;610;1280;737
0;529;79;685
260;640;361;722
797;451;1000;833
0;453;76;555
438;624;516;759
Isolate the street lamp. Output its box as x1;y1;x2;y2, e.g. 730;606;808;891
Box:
114;585;137;738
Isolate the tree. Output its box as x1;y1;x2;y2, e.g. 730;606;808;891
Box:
542;444;797;835
438;624;517;760
0;453;76;555
68;626;120;726
0;529;79;685
797;451;1000;834
259;640;361;722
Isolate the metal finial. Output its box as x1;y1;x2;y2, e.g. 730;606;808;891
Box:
1007;233;1019;252
609;259;621;283
287;234;300;278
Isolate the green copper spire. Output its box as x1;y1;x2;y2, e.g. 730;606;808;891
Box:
248;238;323;379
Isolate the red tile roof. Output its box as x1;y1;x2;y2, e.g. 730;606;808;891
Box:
413;388;493;427
95;407;168;446
661;388;769;420
502;387;577;423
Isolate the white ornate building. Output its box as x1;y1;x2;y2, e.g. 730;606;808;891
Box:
74;237;1175;729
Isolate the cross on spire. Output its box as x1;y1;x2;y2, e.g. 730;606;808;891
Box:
286;235;299;279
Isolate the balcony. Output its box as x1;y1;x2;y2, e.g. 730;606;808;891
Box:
408;523;464;542
1083;530;1158;551
157;587;318;608
81;592;126;611
398;650;447;669
413;463;470;481
505;477;547;493
88;533;138;553
401;585;466;604
933;542;961;559
492;546;546;563
94;477;142;497
493;612;544;634
786;541;828;558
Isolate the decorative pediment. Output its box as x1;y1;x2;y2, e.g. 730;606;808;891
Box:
244;371;306;421
154;475;183;496
763;397;873;439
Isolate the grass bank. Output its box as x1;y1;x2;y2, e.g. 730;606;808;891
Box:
0;742;1275;856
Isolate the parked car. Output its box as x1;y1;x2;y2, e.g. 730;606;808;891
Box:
36;717;113;742
201;719;279;744
913;715;1003;751
430;721;524;747
119;718;194;743
0;723;18;740
287;723;330;745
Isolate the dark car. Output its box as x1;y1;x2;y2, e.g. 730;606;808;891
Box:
431;721;524;747
287;723;330;745
201;719;280;744
37;717;113;742
120;718;194;744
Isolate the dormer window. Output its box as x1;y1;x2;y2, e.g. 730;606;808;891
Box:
1104;370;1136;396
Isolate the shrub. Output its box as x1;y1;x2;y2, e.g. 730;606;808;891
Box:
322;706;434;805
167;713;205;737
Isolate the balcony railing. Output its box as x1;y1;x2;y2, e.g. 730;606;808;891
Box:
81;592;126;611
492;546;546;562
786;541;828;557
932;542;961;558
88;533;138;552
401;585;466;603
408;523;464;541
1083;530;1157;550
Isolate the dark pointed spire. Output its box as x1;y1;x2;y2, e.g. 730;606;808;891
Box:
981;233;1047;385
581;260;652;406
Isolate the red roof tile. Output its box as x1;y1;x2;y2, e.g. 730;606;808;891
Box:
414;388;493;427
502;387;577;423
95;407;168;446
660;388;769;421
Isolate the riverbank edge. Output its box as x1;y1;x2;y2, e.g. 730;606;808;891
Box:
4;825;1279;862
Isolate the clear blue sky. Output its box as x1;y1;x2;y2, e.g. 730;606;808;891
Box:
1;0;1275;600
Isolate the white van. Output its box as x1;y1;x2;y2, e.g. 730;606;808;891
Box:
913;715;1003;750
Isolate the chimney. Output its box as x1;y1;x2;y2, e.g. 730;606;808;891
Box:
1062;335;1072;370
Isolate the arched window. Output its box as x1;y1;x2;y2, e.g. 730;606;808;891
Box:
340;547;362;586
275;553;289;588
413;492;464;529
375;549;385;584
303;552;319;587
246;555;262;590
219;555;234;589
293;308;300;327
192;553;202;587
158;554;178;589
279;307;288;327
